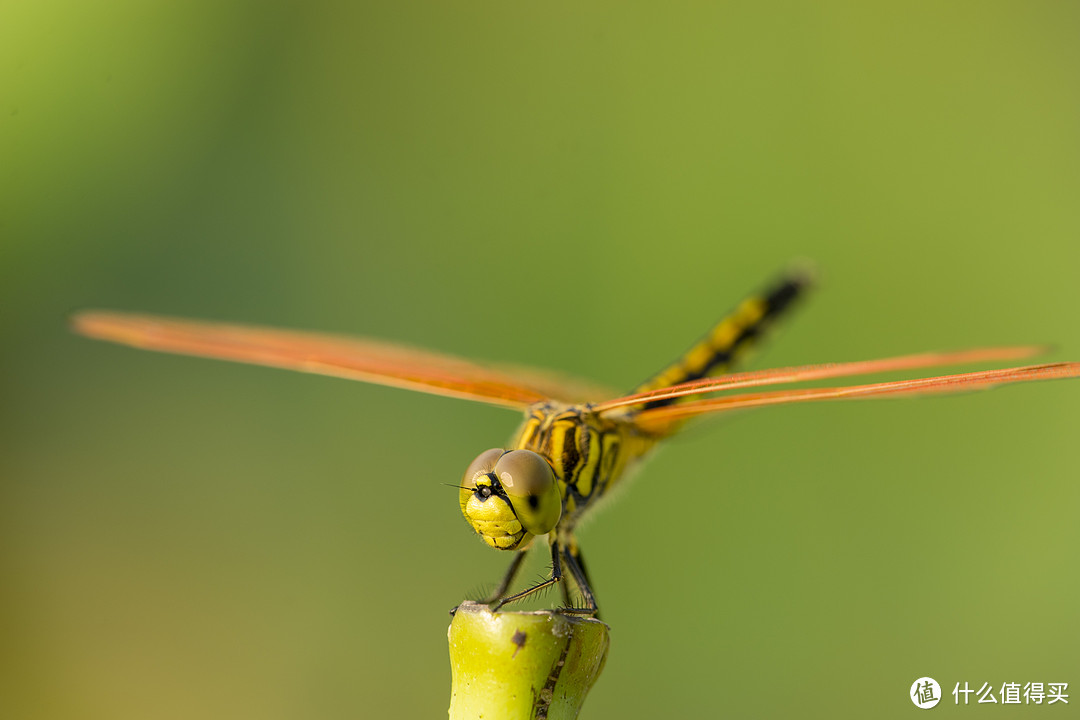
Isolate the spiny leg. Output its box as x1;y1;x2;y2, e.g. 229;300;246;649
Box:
561;545;599;617
558;541;576;607
491;540;563;612
479;549;529;604
490;545;597;617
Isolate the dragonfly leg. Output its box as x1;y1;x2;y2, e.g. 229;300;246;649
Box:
562;545;599;617
490;540;563;612
490;541;598;616
478;549;529;604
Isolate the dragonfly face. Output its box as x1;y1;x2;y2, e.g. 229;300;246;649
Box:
459;448;562;551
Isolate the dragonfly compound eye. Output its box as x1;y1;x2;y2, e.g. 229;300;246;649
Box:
459;448;528;550
493;449;562;536
461;448;504;491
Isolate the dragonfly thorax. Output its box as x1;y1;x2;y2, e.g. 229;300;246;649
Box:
459;448;562;551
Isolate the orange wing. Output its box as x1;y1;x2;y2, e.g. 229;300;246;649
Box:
71;311;611;410
631;361;1080;434
592;346;1048;413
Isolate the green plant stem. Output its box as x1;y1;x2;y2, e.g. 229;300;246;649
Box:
447;602;610;720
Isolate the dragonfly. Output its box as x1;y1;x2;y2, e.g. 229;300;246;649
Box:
71;272;1080;616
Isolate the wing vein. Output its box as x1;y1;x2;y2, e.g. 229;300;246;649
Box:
70;310;581;409
633;362;1080;432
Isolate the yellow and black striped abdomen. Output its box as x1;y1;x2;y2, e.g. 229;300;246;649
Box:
632;272;811;410
506;272;808;532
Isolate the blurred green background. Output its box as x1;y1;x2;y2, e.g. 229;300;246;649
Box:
3;2;1078;718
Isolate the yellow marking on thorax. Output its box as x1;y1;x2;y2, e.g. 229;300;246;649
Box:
574;427;602;498
599;433;622;484
510;404;655;530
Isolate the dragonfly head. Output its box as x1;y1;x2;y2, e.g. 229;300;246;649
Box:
459;448;562;551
